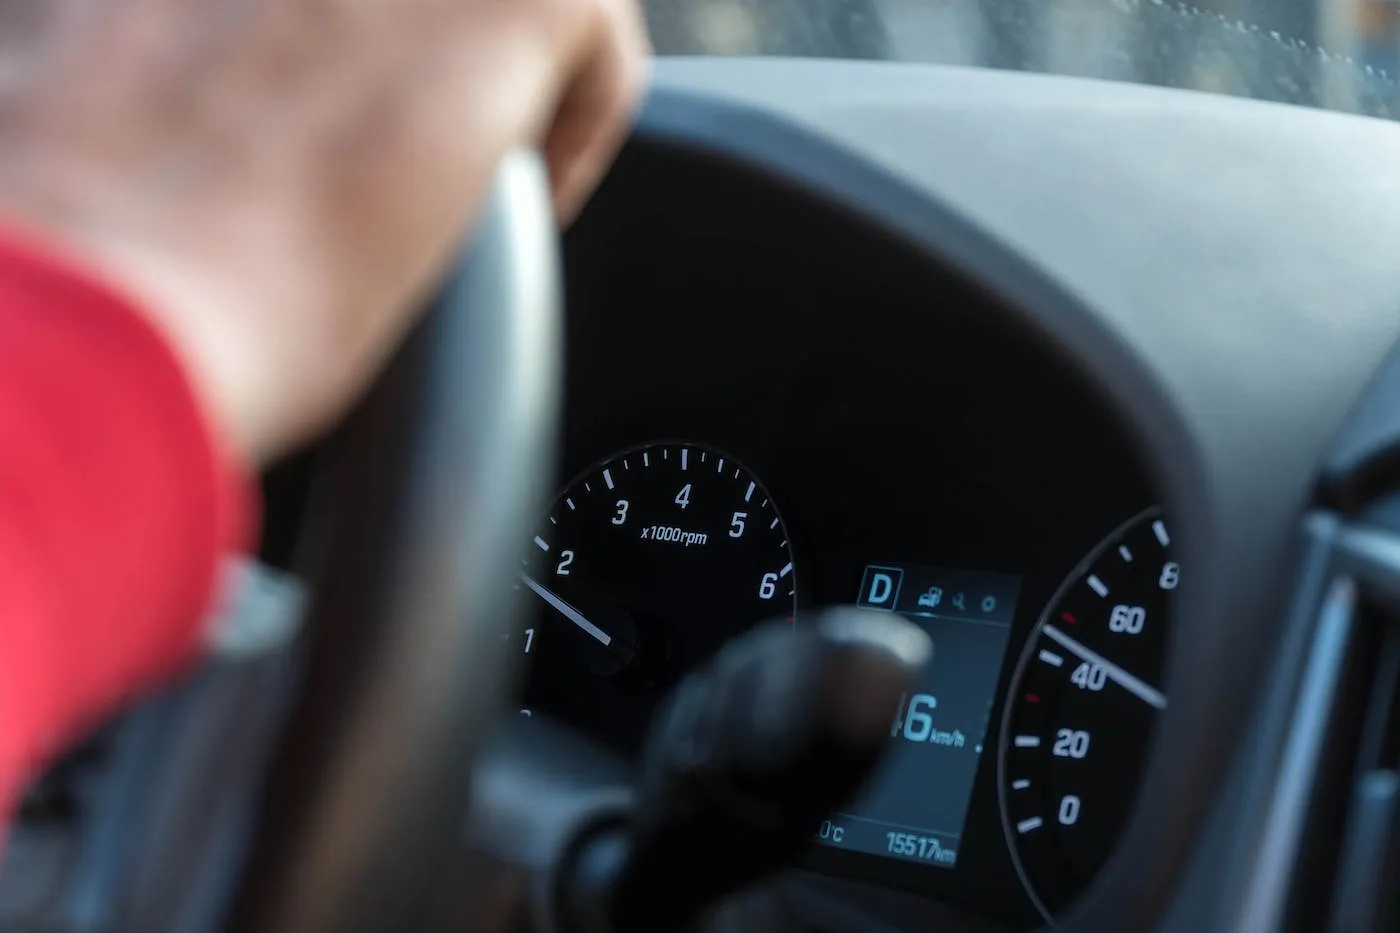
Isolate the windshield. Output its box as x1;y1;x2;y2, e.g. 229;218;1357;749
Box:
644;0;1400;120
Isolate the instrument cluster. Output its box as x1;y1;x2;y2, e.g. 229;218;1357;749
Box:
525;145;1176;929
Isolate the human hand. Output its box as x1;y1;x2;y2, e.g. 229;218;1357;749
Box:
0;0;648;465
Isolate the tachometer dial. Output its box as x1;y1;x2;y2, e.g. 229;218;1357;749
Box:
517;441;795;756
999;509;1176;922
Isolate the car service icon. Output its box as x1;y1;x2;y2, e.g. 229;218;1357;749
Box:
917;587;942;609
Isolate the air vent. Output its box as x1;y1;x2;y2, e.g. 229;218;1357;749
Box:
1326;596;1400;933
1310;523;1400;933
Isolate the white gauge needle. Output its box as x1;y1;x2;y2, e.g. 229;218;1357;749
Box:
519;573;613;647
1043;624;1167;710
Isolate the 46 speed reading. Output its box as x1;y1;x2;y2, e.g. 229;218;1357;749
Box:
892;692;966;748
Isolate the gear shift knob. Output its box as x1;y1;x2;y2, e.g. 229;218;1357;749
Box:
575;608;930;933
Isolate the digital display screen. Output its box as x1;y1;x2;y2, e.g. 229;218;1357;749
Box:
814;563;1022;869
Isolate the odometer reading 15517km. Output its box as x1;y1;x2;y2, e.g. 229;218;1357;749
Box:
999;508;1176;923
516;441;796;758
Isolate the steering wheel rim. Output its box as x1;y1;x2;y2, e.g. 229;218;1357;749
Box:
229;151;561;933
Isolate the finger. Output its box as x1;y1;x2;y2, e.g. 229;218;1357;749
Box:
542;0;649;223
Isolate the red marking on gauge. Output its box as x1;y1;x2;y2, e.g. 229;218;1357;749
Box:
1025;693;1041;704
1060;612;1077;624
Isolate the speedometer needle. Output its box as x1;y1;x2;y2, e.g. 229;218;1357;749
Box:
519;573;614;647
1043;624;1167;710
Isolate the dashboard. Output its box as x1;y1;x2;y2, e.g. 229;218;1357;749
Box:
513;127;1172;929
14;54;1400;933
501;56;1400;933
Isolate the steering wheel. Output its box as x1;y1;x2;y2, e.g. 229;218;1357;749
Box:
227;150;564;933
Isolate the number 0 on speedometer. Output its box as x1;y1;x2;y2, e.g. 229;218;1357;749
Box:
999;509;1176;922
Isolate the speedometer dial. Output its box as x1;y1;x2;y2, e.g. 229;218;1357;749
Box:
518;441;795;757
999;509;1176;922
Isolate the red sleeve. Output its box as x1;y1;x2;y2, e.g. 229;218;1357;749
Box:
0;232;254;818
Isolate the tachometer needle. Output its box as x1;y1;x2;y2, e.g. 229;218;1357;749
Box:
519;573;613;647
1043;624;1167;710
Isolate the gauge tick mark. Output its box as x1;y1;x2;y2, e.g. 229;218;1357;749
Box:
1153;520;1170;546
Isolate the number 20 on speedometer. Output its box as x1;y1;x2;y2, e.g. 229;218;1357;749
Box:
999;509;1176;922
